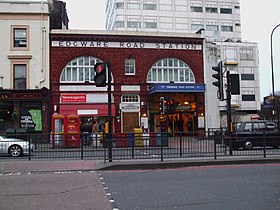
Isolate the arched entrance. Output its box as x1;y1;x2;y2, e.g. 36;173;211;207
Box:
147;58;205;135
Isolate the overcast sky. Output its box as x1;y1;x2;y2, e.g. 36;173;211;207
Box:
64;0;280;99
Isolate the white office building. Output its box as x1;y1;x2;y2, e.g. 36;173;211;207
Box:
105;0;260;129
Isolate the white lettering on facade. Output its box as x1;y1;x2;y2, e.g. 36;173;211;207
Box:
52;41;202;50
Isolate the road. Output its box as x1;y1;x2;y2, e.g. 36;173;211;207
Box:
100;163;280;210
0;170;112;210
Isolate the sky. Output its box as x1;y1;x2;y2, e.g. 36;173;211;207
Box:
64;0;280;100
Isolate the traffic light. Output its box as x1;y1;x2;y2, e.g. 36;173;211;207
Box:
159;97;165;114
212;61;224;100
229;74;240;95
167;98;176;113
94;62;107;87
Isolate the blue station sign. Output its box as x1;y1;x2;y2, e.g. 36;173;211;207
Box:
149;83;205;94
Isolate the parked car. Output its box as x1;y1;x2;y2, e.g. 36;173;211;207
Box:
231;120;280;150
0;135;34;157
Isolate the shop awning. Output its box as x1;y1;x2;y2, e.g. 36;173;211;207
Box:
60;104;116;116
148;83;205;94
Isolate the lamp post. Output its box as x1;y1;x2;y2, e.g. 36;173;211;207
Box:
270;23;280;121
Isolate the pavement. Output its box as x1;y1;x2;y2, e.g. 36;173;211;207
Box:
1;156;280;173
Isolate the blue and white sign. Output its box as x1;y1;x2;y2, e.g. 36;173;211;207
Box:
149;83;205;94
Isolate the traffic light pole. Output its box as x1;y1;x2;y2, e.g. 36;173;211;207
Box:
107;59;113;162
226;70;233;155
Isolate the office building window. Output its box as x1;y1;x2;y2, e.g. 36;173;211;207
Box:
127;3;140;9
116;2;124;9
220;8;232;14
12;26;29;49
240;49;254;60
221;25;233;32
241;74;254;80
190;6;203;12
206;7;217;13
191;24;204;31
242;95;255;101
14;64;27;89
144;20;157;28
206;25;218;31
143;3;156;10
127;21;141;28
125;58;135;75
115;21;125;28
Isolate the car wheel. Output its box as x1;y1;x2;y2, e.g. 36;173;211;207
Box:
243;140;253;150
8;145;23;157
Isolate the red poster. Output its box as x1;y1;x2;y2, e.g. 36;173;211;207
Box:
61;94;86;103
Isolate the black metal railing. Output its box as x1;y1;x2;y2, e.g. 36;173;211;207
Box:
0;131;279;161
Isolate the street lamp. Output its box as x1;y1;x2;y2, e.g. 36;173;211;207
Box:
270;23;280;121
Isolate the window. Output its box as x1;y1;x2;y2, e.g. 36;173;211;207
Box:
60;56;104;83
191;24;204;31
144;20;157;28
234;5;240;9
127;21;141;28
127;3;140;9
147;58;195;83
115;21;124;28
220;8;232;14
14;64;27;89
12;26;29;49
242;95;255;101
143;3;156;10
116;2;124;9
206;7;217;13
240;48;254;60
244;123;252;131
190;6;203;12
206;25;218;31
241;74;254;80
221;25;233;32
122;94;139;102
125;58;135;75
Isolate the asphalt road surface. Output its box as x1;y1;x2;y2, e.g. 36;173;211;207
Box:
100;163;280;210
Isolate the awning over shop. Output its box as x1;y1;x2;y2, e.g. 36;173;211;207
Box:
148;83;205;94
60;104;116;116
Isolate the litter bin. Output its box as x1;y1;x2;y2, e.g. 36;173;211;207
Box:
134;128;143;147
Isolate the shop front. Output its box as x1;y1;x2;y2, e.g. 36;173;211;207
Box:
148;83;205;135
58;93;116;134
0;88;50;134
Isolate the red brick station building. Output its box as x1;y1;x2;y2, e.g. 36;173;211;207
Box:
50;30;205;134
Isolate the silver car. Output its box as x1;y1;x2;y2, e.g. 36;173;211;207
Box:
0;135;34;157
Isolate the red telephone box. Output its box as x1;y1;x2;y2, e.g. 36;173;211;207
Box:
64;114;80;147
51;114;65;148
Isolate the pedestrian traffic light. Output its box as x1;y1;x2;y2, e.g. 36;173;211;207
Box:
159;97;165;114
94;62;107;87
212;61;224;100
